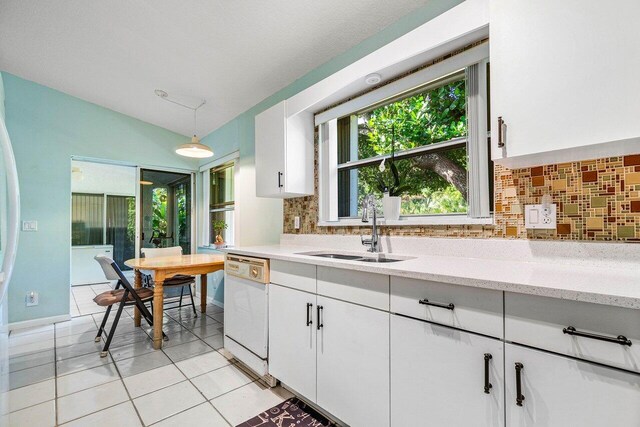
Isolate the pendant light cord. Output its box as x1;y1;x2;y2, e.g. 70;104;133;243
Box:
155;93;206;136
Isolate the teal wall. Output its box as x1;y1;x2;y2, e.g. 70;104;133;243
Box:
199;0;463;161
3;73;197;323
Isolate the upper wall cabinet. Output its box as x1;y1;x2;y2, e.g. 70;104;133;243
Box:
255;100;314;198
490;0;640;168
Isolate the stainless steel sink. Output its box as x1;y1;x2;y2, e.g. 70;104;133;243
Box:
298;251;409;263
357;257;403;263
311;253;365;260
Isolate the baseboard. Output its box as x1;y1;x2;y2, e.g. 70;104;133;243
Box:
206;296;224;309
9;314;71;331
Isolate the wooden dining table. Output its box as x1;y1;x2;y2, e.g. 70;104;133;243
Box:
125;253;225;349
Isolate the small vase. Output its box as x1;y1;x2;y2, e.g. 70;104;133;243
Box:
382;195;401;220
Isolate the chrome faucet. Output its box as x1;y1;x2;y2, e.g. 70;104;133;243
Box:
361;195;379;252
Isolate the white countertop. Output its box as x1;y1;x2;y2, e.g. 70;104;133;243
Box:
222;243;640;310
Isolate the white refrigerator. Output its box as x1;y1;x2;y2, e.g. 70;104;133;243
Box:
0;79;20;422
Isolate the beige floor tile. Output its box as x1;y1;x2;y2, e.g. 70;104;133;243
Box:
61;401;142;427
6;379;55;413
8;363;55;390
115;350;171;377
191;364;254;400
175;350;230;378
211;382;293;426
9;349;54;372
56;352;113;376
163;340;212;362
133;380;205;425
57;380;129;424
7;400;56;427
153;402;230;427
56;363;120;396
123;364;186;398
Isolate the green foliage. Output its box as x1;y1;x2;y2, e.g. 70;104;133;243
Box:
356;79;468;214
152;188;167;233
212;220;228;233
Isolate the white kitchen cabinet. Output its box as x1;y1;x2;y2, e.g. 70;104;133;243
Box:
505;343;640;426
316;296;390;427
490;0;640;167
268;284;317;402
391;315;504;427
255;100;314;198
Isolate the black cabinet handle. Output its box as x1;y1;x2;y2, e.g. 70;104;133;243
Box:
562;326;632;346
484;353;493;394
306;303;313;326
277;171;283;188
317;305;323;330
497;116;506;148
515;362;524;407
418;299;454;310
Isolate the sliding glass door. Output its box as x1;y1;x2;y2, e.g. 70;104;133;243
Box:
139;169;193;254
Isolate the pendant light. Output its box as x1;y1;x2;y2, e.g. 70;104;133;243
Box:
155;89;213;158
175;101;213;158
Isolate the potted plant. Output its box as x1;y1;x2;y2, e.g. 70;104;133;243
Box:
376;128;408;220
212;220;228;248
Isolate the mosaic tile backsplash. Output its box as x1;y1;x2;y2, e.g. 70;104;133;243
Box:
283;153;640;241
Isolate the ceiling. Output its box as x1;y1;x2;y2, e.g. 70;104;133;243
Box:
0;0;431;136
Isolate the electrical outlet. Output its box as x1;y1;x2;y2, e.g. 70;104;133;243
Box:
294;216;300;230
525;204;557;229
22;220;38;231
25;291;39;306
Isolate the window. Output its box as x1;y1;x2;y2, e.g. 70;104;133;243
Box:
205;161;235;246
318;49;490;225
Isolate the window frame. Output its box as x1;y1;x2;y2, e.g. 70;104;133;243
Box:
317;46;491;226
199;151;239;247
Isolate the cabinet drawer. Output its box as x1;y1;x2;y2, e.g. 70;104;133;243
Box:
317;267;389;310
270;260;316;293
505;293;640;373
390;277;503;338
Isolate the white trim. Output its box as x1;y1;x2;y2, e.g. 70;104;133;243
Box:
71;155;197;174
318;214;494;227
200;156;238;247
317;53;491;225
199;150;240;173
9;314;71;332
314;43;489;125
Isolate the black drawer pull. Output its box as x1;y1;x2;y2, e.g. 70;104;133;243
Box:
277;171;283;188
317;305;323;330
484;353;493;394
419;299;454;310
515;362;524;407
562;326;632;347
306;303;313;326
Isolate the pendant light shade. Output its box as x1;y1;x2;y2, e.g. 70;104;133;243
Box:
175;135;214;158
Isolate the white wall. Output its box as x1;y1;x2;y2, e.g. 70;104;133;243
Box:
71;160;136;196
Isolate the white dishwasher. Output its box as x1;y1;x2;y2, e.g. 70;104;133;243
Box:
224;254;274;383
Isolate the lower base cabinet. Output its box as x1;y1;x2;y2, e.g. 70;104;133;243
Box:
391;315;504;427
505;343;640;426
317;296;390;427
269;284;317;402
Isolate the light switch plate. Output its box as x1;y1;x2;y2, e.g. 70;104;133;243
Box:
22;220;38;231
294;216;301;230
525;204;557;229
